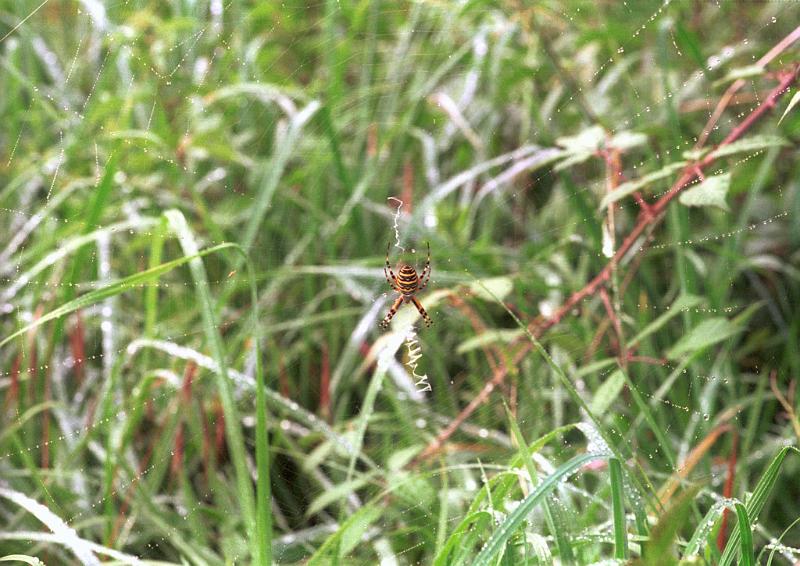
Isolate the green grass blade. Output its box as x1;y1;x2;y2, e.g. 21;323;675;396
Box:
719;447;800;565
472;452;603;565
1;243;236;350
164;210;258;557
468;274;658;508
734;502;755;566
504;402;574;562
609;457;628;560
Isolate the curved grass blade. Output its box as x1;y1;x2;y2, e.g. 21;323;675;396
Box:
467;273;658;511
0;243;236;350
165;210;262;561
472;452;602;565
719;446;800;566
609;457;628;560
733;502;754;566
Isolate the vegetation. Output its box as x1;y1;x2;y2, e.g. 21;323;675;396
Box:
1;1;799;564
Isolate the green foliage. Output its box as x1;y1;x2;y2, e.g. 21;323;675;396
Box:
1;1;799;564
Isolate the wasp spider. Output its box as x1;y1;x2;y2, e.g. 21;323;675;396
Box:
380;242;432;328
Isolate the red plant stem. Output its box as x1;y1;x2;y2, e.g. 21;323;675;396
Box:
570;65;795;322
717;430;739;551
417;65;799;461
171;362;197;476
695;25;800;148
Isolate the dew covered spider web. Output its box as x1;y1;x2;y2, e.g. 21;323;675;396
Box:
0;1;799;564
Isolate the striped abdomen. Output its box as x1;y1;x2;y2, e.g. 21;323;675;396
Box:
396;265;419;295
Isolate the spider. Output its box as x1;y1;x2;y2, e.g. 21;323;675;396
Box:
380;242;433;329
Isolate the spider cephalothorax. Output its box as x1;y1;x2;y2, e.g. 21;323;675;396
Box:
380;242;432;329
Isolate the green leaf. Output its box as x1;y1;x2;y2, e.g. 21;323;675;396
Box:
525;534;553;565
0;243;237;350
733;503;755;566
556;125;605;153
0;555;45;566
608;130;648;151
338;505;383;559
472;453;602;565
679;173;730;211
164;211;259;555
389;471;436;508
387;445;424;471
682;148;709;161
778;89;800;124
590;370;626;415
553;150;593;171
457;329;524;354
714;64;764;86
673;22;706;74
709;135;788;159
308;503;383;565
684;500;753;562
635;486;701;566
503;403;576;563
667;317;742;360
306;476;371;518
629;294;704;347
433;511;492;566
719;447;800;566
600;162;687;209
467;277;513;301
609;458;628;560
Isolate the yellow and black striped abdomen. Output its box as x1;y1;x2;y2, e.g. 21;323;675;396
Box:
396;265;419;295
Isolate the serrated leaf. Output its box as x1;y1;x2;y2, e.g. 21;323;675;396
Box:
600;162;687;209
590;369;625;414
779;89;800;124
457;329;524;354
709;135;788;159
667;317;742;359
468;277;513;301
679;173;730;211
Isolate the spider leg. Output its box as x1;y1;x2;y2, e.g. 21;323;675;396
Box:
417;242;432;291
379;295;405;329
410;296;433;327
384;242;398;290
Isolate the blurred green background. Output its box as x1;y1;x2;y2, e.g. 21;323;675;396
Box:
1;1;799;564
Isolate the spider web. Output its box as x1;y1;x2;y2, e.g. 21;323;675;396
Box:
0;1;799;564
